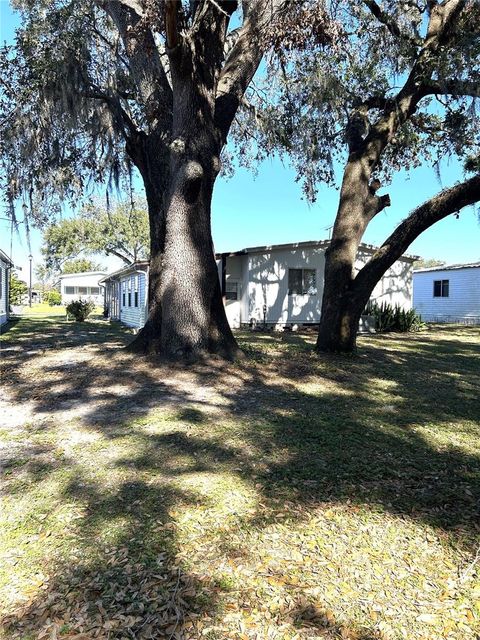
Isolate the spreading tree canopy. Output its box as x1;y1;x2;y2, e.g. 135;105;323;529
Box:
1;0;309;359
61;258;105;273
41;199;149;270
9;271;28;305
243;0;480;351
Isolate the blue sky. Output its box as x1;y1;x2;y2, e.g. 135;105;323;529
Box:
1;2;479;282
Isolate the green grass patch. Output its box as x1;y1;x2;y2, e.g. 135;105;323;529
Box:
16;303;104;317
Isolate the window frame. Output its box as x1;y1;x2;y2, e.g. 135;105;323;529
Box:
288;268;317;296
433;279;449;298
225;281;238;301
64;286;75;295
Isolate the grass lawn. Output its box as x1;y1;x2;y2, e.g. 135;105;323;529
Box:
0;318;479;640
16;303;104;317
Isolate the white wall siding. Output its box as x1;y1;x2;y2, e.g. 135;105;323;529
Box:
246;247;326;325
243;247;413;326
123;246;413;331
367;259;413;310
119;272;147;328
413;267;480;322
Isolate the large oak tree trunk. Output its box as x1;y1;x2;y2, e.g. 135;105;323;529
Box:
127;149;239;359
127;76;241;360
158;157;239;359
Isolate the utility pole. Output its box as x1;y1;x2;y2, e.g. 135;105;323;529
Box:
29;254;32;307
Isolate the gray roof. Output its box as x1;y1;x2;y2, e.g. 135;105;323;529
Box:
414;262;480;273
217;240;419;262
56;271;107;278
99;261;149;284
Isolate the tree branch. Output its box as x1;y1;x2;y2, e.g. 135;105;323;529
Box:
353;173;480;296
165;0;181;50
362;0;404;40
98;0;173;133
84;86;140;143
215;0;290;144
359;0;469;167
420;78;480;99
104;246;134;264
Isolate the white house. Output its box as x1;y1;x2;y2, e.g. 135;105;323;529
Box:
413;262;480;324
54;271;106;306
101;241;415;330
99;261;149;328
217;240;415;328
0;248;13;326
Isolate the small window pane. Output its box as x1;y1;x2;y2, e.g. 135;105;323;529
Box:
65;286;75;294
288;269;303;295
128;292;132;307
122;293;126;306
433;280;441;297
134;291;139;307
225;282;238;300
90;287;99;295
442;279;449;297
78;286;87;295
303;269;317;295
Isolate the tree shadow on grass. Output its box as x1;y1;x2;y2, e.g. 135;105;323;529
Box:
1;319;479;638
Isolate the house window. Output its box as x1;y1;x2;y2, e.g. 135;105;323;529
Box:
122;280;126;307
65;286;75;294
288;268;317;295
433;279;449;297
78;286;88;295
225;281;238;300
127;277;132;307
134;275;139;307
90;286;100;295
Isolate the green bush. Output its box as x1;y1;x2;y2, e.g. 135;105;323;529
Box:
66;300;95;322
46;290;62;306
365;301;425;333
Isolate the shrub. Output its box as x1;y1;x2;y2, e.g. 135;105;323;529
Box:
46;290;62;306
66;300;95;322
365;301;425;333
